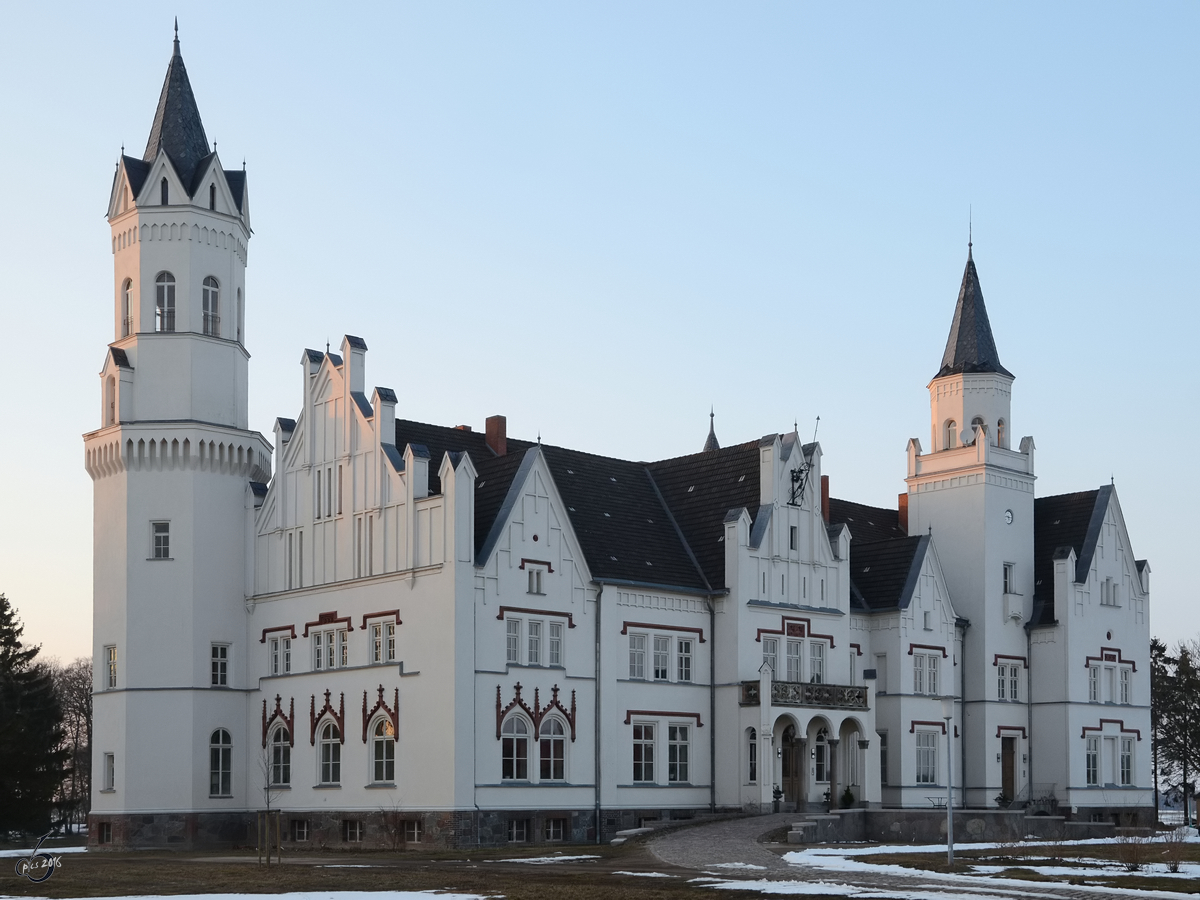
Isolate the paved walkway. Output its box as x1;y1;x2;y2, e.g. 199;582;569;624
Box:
647;813;1185;899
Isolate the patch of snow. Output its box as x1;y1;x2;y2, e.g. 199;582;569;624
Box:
708;862;768;870
0;846;88;858
612;871;677;878
2;893;489;900
489;854;599;864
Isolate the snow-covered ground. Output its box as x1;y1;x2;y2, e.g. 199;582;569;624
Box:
0;845;88;859
489;854;600;864
2;894;489;900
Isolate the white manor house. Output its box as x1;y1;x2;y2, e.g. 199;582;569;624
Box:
85;37;1152;849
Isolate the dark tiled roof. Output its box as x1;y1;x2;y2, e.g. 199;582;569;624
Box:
936;249;1014;380
224;169;245;212
143;38;211;191
375;386;397;403
249;481;268;497
304;348;324;364
847;535;928;611
110;347;132;369
647;440;763;588
345;335;367;350
122;156;151;198
350;391;373;419
541;445;708;592
827;498;906;544
327;353;343;367
275;417;296;433
1031;488;1107;626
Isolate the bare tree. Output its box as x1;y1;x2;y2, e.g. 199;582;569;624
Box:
49;657;92;833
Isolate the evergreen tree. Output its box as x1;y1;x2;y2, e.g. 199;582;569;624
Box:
0;595;69;834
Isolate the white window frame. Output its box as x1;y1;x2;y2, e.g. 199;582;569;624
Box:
544;818;566;841
370;622;397;665
632;722;655;783
763;637;778;677
507;819;528;842
548;622;563;667
538;717;566;782
915;731;937;785
270;726;290;786
1003;562;1016;595
103;752;115;791
629;633;646;679
677;639;692;683
528;620;542;666
653;635;670;681
211;644;229;686
104;645;117;689
527;567;544;595
506;618;521;665
371;717;396;784
313;628;348;671
786;640;802;682
209;728;232;797
1088;665;1099;702
668;724;690;783
914;653;938;695
501;716;530;780
319;722;341;785
403;820;422;843
1086;736;1099;785
152;521;170;559
809;642;825;684
1119;667;1130;704
1119;737;1133;785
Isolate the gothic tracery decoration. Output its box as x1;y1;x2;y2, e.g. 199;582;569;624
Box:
362;684;399;743
310;689;345;745
495;682;577;741
261;694;294;747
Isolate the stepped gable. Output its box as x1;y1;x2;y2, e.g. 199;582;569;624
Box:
1031;488;1106;626
540;444;708;592
647;440;763;590
827;497;906;544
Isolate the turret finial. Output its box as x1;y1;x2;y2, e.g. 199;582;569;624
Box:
173;18;180;56
968;206;973;257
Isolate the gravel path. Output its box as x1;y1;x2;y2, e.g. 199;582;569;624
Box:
647;813;1181;899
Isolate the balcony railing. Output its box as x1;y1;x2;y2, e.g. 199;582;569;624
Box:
740;679;868;710
122;316;134;337
203;313;221;336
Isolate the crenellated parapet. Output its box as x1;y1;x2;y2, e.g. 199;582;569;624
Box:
84;426;271;481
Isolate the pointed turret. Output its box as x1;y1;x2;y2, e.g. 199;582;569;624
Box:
936;246;1013;380
143;25;211;190
702;410;720;452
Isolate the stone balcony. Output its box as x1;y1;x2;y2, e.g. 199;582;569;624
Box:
740;680;868;710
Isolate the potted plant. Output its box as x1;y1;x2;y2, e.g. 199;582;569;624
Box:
994;793;1011;809
841;786;855;809
772;785;784;813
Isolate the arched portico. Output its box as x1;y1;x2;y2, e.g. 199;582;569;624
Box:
771;713;805;806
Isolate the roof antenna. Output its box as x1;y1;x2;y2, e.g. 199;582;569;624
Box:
537;430;542;446
811;415;820;446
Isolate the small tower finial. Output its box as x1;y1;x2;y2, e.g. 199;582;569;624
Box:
173;18;180;55
968;206;973;257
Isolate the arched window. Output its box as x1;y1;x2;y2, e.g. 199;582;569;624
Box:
997;419;1007;448
319;722;341;784
270;726;290;786
209;729;232;796
747;728;757;783
945;420;957;450
209;184;216;210
121;279;133;336
501;717;529;780
236;288;243;342
105;376;116;427
372;718;395;783
971;416;985;443
202;276;220;336
814;727;828;783
161;177;169;206
155;272;175;332
539;718;565;781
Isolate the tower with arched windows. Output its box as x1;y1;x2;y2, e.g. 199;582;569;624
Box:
84;29;271;840
903;244;1037;807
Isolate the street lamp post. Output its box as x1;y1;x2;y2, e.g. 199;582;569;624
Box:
941;696;954;867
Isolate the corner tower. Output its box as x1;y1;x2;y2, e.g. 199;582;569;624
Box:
84;30;270;845
904;246;1036;808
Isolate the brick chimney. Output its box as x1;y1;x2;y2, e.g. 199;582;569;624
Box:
898;492;909;534
820;475;830;523
485;415;507;456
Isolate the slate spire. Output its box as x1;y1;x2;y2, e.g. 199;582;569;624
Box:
702;409;720;452
143;24;211;191
935;245;1013;380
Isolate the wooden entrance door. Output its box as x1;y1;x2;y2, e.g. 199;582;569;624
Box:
1001;737;1016;801
781;725;802;803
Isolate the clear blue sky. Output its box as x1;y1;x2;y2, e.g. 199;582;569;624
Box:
1;2;1195;662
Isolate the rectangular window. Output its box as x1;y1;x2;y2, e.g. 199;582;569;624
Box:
507;819;528;843
632;723;655;782
372;624;383;664
1120;737;1133;785
326;467;332;518
914;653;938;695
1008;665;1018;701
339;629;348;668
915;732;937;784
1088;665;1099;702
1120;667;1130;704
403;820;422;843
874;654;887;692
152;521;170;559
748;731;757;783
809;642;825;684
291;819;309;842
316;469;322;519
668;724;690;783
653;636;670;680
677;639;692;682
1003;563;1016;594
763;638;778;677
337;464;343;515
103;752;115;791
313;632;323;670
282;638;292;673
1086;737;1099;785
544;818;566;841
270;638;280;675
789;525;797;551
548;622;562;667
105;645;117;689
879;732;888;786
1100;577;1117;606
629;634;646;679
385;623;395;662
506;619;521;665
343;820;363;843
211;644;228;686
528;621;542;666
914;654;925;694
286;532;294;590
527;568;543;594
99;822;112;844
786;640;802;682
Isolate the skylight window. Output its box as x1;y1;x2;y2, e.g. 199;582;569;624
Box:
610;555;618;561
610;477;617;482
567;469;574;475
645;561;653;566
687;486;695;493
738;475;745;482
604;512;611;517
862;567;871;573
